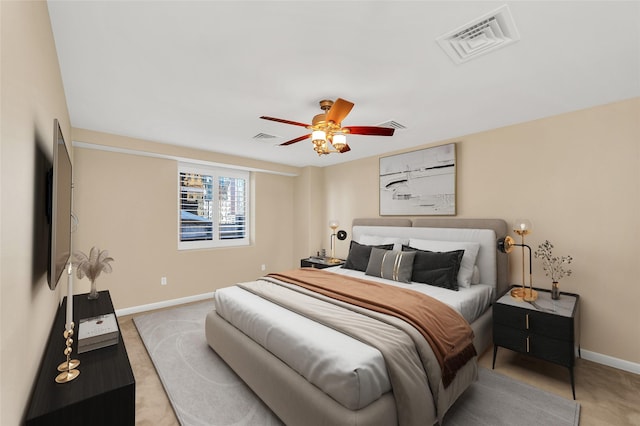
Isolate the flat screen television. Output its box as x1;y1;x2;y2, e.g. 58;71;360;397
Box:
47;119;73;290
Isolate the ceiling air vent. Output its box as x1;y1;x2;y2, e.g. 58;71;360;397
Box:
436;4;520;64
253;133;278;140
377;120;407;130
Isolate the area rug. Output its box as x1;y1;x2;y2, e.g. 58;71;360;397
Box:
134;301;580;426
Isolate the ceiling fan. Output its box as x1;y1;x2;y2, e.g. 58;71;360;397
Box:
260;98;395;156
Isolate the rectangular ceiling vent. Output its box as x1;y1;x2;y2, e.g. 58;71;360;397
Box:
253;132;278;140
377;120;407;130
436;4;520;64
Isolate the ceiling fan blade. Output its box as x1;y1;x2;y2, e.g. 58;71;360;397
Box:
337;144;351;153
326;98;354;124
280;134;311;146
344;126;395;136
260;116;310;128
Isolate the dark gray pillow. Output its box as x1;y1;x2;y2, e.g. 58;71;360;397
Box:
402;245;464;290
343;241;394;272
365;248;416;283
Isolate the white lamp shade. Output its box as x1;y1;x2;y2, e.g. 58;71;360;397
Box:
514;218;532;234
312;130;327;142
332;133;346;148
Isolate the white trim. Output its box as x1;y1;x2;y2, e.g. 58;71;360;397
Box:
72;141;298;177
115;292;215;317
580;349;640;375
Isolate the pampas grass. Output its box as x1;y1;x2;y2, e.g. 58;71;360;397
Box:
73;247;114;282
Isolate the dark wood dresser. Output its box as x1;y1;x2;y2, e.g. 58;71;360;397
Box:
26;290;135;425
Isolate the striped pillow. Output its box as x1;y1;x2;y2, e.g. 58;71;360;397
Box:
365;248;416;283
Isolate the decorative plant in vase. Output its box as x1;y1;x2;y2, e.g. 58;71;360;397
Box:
534;240;572;300
73;247;114;300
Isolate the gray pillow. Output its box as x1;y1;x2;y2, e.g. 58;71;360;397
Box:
365;248;416;283
343;241;394;272
402;245;464;290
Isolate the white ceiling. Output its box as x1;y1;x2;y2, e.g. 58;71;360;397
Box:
47;1;640;168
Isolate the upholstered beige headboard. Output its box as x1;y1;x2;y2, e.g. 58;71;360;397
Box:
352;218;509;298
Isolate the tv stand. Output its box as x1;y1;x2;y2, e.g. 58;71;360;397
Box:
26;290;135;425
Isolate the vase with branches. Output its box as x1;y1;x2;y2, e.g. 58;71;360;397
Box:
73;247;114;299
534;240;572;299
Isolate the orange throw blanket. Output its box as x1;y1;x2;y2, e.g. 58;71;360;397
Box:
268;268;477;387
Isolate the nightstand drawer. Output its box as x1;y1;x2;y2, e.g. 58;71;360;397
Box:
493;302;573;341
493;324;575;367
493;323;528;353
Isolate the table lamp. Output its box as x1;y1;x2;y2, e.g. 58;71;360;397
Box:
328;220;341;264
497;219;538;301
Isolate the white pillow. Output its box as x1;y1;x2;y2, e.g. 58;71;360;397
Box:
359;235;408;252
471;265;480;285
408;238;480;288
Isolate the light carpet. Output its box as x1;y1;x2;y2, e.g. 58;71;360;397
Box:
134;301;580;426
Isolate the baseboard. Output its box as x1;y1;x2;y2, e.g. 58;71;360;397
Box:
581;349;640;375
115;292;215;317
116;292;640;376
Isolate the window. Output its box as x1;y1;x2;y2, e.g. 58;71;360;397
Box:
178;163;249;249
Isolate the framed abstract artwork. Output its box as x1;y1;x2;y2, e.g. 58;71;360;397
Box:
379;143;456;216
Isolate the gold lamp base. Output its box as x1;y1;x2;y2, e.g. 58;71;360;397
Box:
57;358;80;372
55;369;80;383
510;287;539;302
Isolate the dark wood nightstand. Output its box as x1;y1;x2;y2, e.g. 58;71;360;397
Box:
300;257;345;269
492;286;580;399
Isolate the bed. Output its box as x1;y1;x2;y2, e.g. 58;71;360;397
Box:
205;218;508;425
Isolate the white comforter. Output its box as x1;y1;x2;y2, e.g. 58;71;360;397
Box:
215;285;390;410
214;268;491;413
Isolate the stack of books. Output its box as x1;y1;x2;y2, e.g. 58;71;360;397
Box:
78;313;120;353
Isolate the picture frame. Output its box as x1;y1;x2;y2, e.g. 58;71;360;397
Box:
379;143;456;216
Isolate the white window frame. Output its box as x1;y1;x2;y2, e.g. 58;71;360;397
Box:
178;162;250;250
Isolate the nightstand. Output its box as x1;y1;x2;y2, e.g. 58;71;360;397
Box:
492;286;580;399
300;257;345;269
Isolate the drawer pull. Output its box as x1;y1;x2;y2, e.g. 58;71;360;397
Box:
525;313;529;330
526;336;530;353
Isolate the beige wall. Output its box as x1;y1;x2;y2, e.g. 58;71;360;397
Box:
0;1;72;424
293;166;326;259
71;130;301;308
321;98;640;365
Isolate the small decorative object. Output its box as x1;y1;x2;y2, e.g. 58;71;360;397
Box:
55;322;80;383
534;240;573;300
73;247;114;300
551;282;560;300
78;313;120;353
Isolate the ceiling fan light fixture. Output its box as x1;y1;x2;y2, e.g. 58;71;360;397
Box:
260;97;395;156
313;139;329;156
312;130;326;143
331;132;347;151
